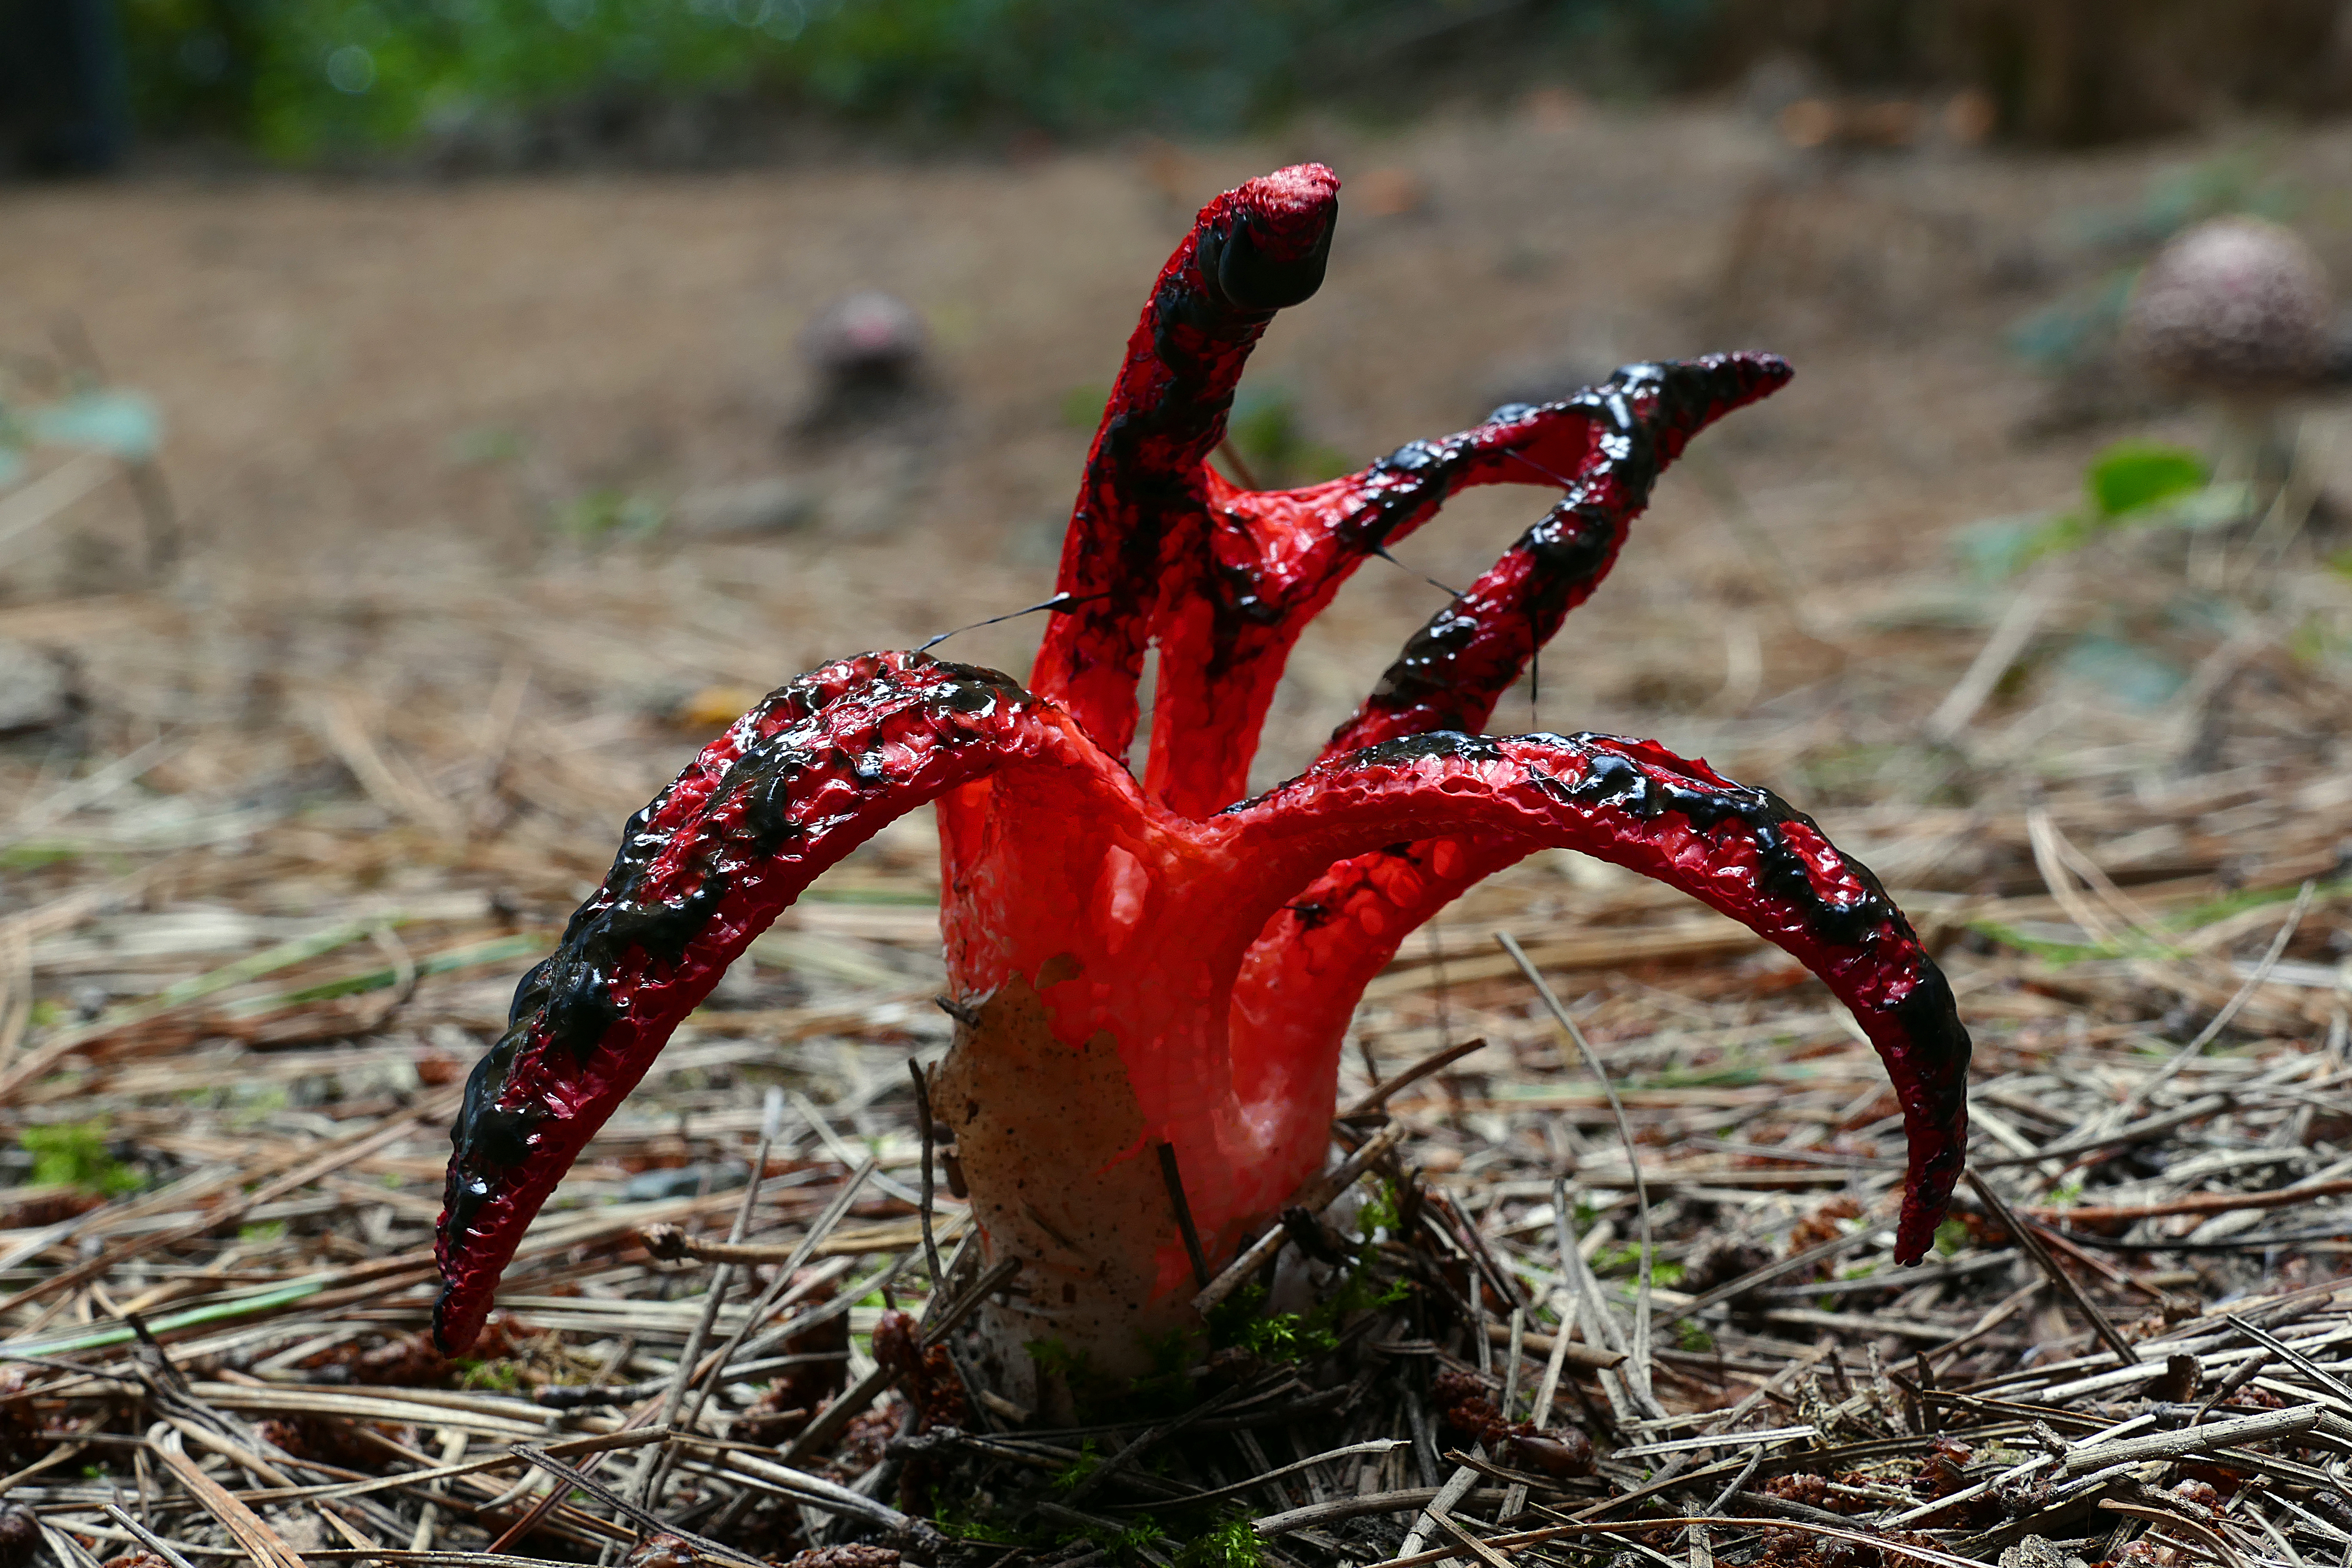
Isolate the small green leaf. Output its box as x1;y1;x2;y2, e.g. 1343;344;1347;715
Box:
1049;1438;1100;1492
449;426;527;465
24;391;163;460
1954;512;2074;580
0;843;82;873
2086;441;2206;518
1058;384;1109;430
18;1120;141;1195
458;1357;524;1392
2058;633;2186;709
2289;618;2329;665
1174;1514;1262;1568
551;488;664;542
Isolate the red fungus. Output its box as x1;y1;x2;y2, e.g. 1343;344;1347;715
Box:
434;165;1970;1393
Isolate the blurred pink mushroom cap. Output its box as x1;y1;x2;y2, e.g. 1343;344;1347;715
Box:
800;289;927;377
2124;216;2334;394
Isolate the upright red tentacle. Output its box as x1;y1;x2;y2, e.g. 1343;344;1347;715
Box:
432;652;1129;1354
1221;731;1970;1264
1030;164;1339;758
1144;354;1789;818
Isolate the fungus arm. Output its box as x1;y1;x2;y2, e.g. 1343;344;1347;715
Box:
1144;354;1791;819
1225;358;1796;1075
1221;731;1969;1264
432;652;1130;1354
1143;399;1615;819
1031;164;1339;758
1321;355;1791;756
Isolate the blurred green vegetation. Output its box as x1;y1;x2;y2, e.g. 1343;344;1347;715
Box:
18;1119;142;1196
1063;380;1357;488
1;354;163;487
119;0;1718;160
1223;385;1355;489
95;0;2352;162
1955;440;2232;582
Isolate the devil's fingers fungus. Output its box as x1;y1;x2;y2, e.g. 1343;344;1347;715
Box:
434;165;1970;1392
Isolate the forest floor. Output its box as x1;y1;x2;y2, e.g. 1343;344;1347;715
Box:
1;99;2351;1568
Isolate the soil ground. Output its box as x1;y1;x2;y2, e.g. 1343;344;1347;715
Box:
8;102;2352;783
4;99;2352;1568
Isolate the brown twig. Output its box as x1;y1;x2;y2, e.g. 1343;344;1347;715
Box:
2029;1177;2352;1224
1193;1121;1406;1314
1157;1140;1213;1290
1338;1036;1488;1118
1966;1170;2140;1367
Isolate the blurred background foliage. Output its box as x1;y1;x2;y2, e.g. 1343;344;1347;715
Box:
89;0;2352;166
115;0;1715;161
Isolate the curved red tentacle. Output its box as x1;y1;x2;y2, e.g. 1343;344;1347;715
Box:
432;652;1129;1354
1142;398;1620;820
1030;164;1339;759
1321;355;1792;758
1221;731;1970;1265
1229;830;1526;1110
1143;354;1790;820
1223;358;1794;1075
